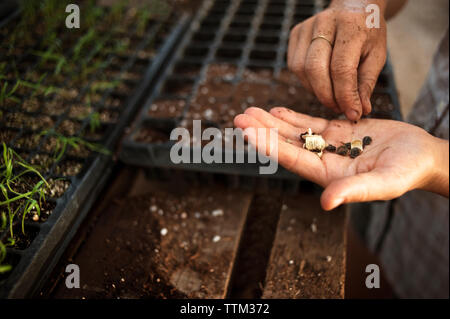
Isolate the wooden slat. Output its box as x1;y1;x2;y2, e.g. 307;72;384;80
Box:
52;170;252;299
263;192;348;299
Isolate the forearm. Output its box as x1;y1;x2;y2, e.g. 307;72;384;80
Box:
328;0;406;20
329;0;388;13
424;138;449;197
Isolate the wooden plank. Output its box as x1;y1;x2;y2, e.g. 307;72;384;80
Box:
263;192;348;299
52;170;252;298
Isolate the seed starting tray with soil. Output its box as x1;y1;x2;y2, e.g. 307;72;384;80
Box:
0;1;190;298
120;0;402;178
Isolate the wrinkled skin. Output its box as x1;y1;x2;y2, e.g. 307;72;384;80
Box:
234;107;448;210
288;0;387;120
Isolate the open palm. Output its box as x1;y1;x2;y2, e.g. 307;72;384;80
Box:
234;107;437;210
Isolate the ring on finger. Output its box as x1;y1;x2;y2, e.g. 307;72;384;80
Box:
311;35;333;47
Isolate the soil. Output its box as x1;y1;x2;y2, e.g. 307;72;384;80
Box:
50;171;251;299
134;126;172;144
262;193;347;299
43;168;348;299
148;99;186;118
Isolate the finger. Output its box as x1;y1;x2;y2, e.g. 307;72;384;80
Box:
244;107;303;145
320;169;407;211
305;13;339;112
358;48;386;115
288;24;300;70
330;27;365;121
269;107;329;133
234;113;326;185
290;19;314;92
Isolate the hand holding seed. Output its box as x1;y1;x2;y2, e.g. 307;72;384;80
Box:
234;107;449;210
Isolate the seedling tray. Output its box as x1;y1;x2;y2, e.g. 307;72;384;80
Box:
120;0;402;179
0;2;190;298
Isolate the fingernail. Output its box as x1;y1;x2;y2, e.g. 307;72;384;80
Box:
332;197;344;210
346;109;360;121
364;97;372;115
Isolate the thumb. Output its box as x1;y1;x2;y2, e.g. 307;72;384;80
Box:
358;49;386;115
320;170;404;211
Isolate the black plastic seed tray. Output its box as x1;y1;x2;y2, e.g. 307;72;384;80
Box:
0;6;190;297
120;0;402;179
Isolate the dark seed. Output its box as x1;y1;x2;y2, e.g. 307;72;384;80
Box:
336;146;348;156
363;136;372;147
350;148;362;158
325;144;336;152
344;142;351;149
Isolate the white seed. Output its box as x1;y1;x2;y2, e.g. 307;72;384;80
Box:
180;212;187;219
212;209;223;217
288;87;296;95
208;97;216;104
212;235;221;243
150;205;158;212
160;228;168;236
289;260;294;265
326;256;332;262
32;214;39;221
311;223;317;233
203;109;213;119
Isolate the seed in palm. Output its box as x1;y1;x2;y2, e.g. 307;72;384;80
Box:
301;128;327;158
336;145;348;156
363;136;372;147
349;139;363;158
350;148;362;158
325;144;336;152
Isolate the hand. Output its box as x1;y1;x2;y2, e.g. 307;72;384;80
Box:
234;107;449;210
288;0;387;120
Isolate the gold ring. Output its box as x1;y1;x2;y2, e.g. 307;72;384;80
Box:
311;35;333;47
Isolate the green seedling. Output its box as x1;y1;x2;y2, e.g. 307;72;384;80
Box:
0;143;49;240
136;6;152;36
73;29;96;62
88;112;101;133
40;130;110;163
0;81;21;105
90;80;120;94
18;77;58;97
33;50;67;75
0;241;11;274
84;1;105;28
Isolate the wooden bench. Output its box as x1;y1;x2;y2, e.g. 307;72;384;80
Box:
46;168;347;299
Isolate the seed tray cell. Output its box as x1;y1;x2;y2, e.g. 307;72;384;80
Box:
0;3;190;297
120;0;402;179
